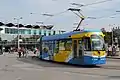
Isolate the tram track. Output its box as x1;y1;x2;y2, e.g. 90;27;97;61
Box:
52;65;120;79
101;65;120;70
17;56;120;79
62;70;120;80
25;56;120;70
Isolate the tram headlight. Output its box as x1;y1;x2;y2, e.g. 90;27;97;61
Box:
92;53;96;56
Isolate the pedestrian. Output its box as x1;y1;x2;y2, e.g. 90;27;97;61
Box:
22;48;25;57
108;45;112;56
18;48;21;58
8;49;11;54
21;47;26;57
32;48;37;59
25;48;28;58
34;48;37;54
112;45;116;56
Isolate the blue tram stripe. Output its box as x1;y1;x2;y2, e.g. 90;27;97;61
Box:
68;56;106;65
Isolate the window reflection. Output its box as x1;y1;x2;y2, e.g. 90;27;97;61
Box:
91;35;105;51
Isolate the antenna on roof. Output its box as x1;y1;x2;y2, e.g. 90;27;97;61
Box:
68;8;85;31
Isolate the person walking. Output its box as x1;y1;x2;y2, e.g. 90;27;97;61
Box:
25;48;28;58
112;45;116;56
22;47;25;57
32;48;37;59
108;45;112;56
18;48;22;58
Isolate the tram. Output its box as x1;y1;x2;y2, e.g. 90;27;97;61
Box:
37;29;106;65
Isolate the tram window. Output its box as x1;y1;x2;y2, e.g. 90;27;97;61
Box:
91;35;105;51
59;40;65;50
42;41;54;53
54;41;59;53
42;41;49;53
59;39;72;51
84;37;91;51
65;40;72;51
79;40;82;50
47;41;52;50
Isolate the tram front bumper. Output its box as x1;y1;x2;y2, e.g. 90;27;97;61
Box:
84;56;106;65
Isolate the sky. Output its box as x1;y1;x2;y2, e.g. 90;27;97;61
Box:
0;0;120;31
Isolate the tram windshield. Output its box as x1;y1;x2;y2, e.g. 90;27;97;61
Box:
91;35;105;51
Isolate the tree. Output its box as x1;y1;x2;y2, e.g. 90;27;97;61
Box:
101;28;112;44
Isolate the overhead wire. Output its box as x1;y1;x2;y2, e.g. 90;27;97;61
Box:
43;0;116;23
74;0;113;8
86;11;120;20
74;0;119;20
96;13;118;19
83;0;112;6
43;10;68;23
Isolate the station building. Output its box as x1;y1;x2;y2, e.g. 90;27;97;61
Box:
0;25;65;51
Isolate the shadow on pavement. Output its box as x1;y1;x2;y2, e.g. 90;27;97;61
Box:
16;56;101;68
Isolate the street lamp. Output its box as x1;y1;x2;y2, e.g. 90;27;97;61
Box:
14;17;22;50
108;11;120;46
109;24;115;46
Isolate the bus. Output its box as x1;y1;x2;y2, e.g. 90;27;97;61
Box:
37;29;106;65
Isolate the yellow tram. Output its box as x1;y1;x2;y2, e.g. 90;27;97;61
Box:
38;29;106;65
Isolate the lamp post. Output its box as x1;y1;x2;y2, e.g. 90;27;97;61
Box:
14;17;22;50
110;25;113;46
109;24;115;46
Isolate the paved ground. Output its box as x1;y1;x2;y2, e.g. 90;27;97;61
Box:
0;53;120;80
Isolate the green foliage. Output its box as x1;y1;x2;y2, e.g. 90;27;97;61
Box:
103;32;112;44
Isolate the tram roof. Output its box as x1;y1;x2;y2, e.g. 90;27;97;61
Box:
42;29;101;41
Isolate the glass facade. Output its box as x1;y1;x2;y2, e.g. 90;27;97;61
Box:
53;31;55;35
39;30;41;35
44;30;46;36
5;28;9;34
27;29;31;34
4;28;64;36
33;30;37;35
19;29;25;34
48;31;51;35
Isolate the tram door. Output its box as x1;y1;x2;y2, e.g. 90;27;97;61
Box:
73;40;83;58
78;40;83;58
73;40;77;58
49;41;54;61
